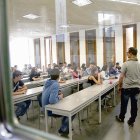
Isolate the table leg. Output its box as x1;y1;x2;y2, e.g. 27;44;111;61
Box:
45;108;49;132
113;86;116;106
69;115;72;140
99;95;101;124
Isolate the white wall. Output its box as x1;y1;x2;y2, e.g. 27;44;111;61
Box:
79;30;86;67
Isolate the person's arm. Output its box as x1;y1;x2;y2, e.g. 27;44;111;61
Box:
13;90;26;96
13;85;27;95
88;73;102;85
32;77;41;81
16;85;27;92
13;81;27;96
59;80;66;83
49;83;63;104
118;73;125;94
118;63;126;94
72;71;78;78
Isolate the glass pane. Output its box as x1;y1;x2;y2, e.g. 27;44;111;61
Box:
45;38;51;66
56;34;65;64
126;27;134;50
104;27;115;65
70;32;79;67
34;39;41;68
85;30;96;65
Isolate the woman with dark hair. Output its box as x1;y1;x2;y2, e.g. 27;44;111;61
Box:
88;66;103;85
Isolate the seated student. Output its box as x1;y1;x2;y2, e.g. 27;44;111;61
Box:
88;65;103;85
42;68;75;135
72;66;83;90
83;63;94;76
46;64;52;78
109;65;117;76
12;70;31;120
115;62;121;72
101;65;110;80
72;66;80;79
62;62;68;74
29;67;41;81
22;64;30;75
81;63;86;72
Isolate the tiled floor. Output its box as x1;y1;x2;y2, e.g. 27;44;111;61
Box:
19;94;140;140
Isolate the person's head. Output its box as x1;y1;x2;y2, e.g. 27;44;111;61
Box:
24;64;27;68
116;62;119;66
91;66;98;76
13;70;22;81
127;47;137;58
54;64;59;69
14;65;17;69
50;68;60;80
81;63;86;68
28;64;32;69
63;62;67;67
89;63;95;69
73;66;78;72
31;67;37;73
67;64;72;68
48;64;51;68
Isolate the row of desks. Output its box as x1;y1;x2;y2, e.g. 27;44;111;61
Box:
13;76;89;104
45;78;118;140
22;73;48;83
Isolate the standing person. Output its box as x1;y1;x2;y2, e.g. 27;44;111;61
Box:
42;68;74;135
12;70;31;120
116;47;140;127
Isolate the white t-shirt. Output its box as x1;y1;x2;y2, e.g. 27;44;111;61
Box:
121;60;140;88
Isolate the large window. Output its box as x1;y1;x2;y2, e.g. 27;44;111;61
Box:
123;24;137;61
70;32;80;67
103;27;115;65
85;29;96;66
44;37;52;67
56;34;65;64
34;38;41;68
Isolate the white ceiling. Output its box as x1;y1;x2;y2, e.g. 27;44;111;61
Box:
7;0;140;38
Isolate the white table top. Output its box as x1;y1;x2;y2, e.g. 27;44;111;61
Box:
59;76;88;88
13;76;89;104
46;78;118;113
13;86;43;103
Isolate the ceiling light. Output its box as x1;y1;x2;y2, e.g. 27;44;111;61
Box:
110;0;140;5
72;0;92;7
23;14;40;19
60;24;70;28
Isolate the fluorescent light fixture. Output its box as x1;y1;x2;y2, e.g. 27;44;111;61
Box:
110;0;140;5
23;14;40;19
60;24;70;28
72;0;92;7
